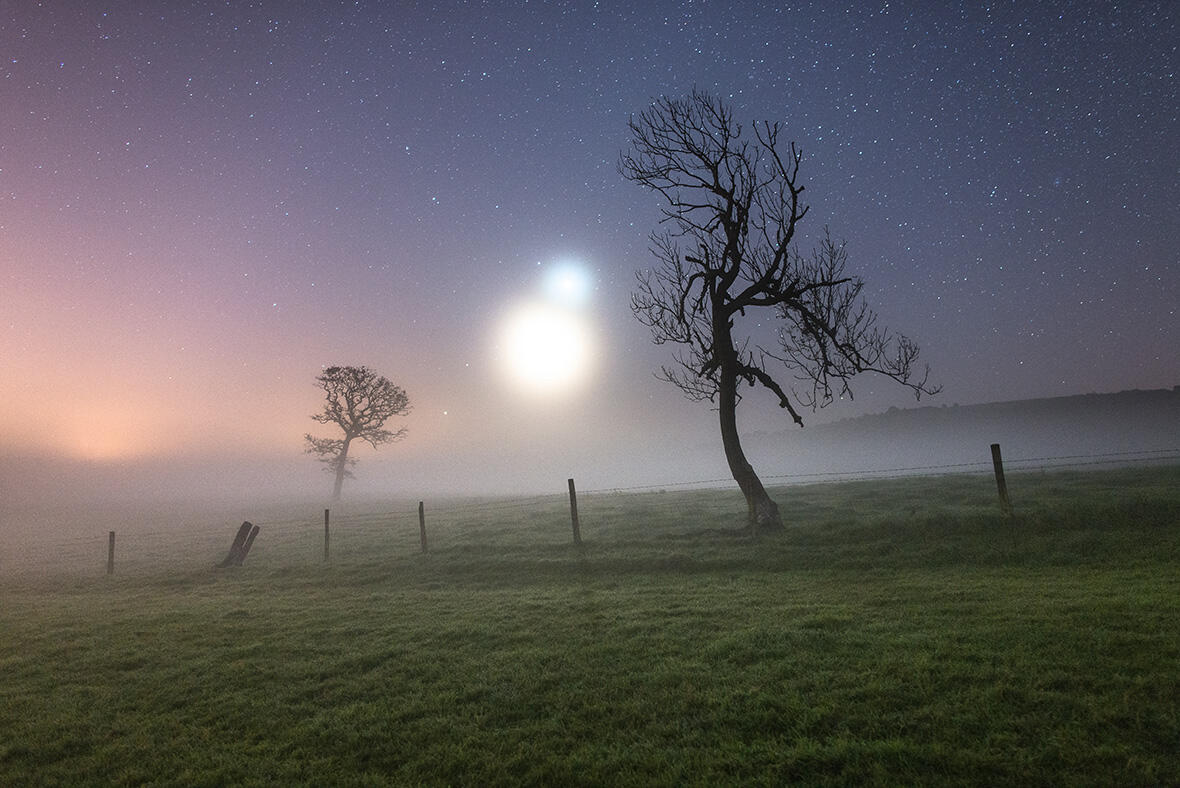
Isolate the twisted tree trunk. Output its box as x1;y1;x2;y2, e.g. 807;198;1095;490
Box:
719;355;783;531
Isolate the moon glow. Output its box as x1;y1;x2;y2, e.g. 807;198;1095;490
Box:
500;302;594;395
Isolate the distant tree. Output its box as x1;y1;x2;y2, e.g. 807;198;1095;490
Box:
621;90;938;530
305;365;410;500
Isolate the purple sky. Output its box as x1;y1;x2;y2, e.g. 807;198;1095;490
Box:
2;1;1176;498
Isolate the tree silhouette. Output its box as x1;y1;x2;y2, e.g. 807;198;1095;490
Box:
304;365;410;500
621;90;938;530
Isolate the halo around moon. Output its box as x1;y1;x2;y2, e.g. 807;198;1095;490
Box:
495;261;597;397
499;301;594;395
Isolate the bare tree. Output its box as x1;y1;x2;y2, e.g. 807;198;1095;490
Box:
305;365;410;500
621;90;938;530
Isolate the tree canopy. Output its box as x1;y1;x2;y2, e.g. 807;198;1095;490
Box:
304;365;410;500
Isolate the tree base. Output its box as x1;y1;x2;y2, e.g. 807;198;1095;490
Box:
747;495;784;532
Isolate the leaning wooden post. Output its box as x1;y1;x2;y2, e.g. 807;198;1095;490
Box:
990;443;1013;517
217;521;254;568
107;531;115;575
323;508;330;563
418;501;428;553
238;523;260;566
568;478;582;546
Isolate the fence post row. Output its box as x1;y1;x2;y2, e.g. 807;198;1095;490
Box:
99;454;1052;575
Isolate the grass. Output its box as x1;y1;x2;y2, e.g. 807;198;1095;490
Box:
1;466;1178;785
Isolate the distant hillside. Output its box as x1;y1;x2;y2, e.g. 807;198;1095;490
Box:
742;388;1180;478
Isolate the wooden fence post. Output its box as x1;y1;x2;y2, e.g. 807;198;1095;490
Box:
990;443;1013;516
323;508;330;563
241;523;260;561
418;501;428;553
107;531;115;575
568;478;582;546
217;521;258;568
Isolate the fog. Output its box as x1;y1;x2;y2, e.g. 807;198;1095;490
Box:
3;388;1175;571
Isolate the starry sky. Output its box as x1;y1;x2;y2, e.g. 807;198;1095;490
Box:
1;1;1176;499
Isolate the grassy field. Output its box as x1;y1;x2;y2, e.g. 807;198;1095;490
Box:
1;466;1178;785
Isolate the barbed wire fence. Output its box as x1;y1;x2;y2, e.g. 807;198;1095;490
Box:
3;447;1177;579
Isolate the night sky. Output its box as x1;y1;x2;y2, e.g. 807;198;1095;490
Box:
2;1;1176;498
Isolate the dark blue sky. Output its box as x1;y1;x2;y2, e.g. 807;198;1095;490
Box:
2;1;1176;493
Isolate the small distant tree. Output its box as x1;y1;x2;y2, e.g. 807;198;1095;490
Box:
305;365;410;500
621;90;938;530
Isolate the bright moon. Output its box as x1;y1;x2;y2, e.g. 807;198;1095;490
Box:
500;302;594;395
